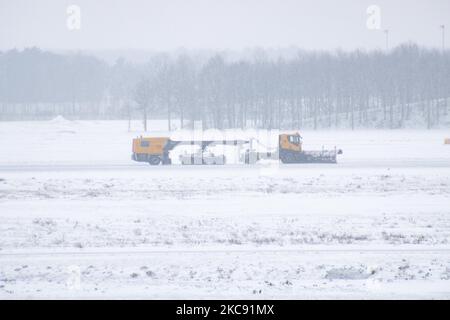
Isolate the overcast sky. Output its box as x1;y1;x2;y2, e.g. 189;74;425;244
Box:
1;0;449;52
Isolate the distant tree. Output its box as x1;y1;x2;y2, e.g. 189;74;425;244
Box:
133;77;152;131
1;45;449;128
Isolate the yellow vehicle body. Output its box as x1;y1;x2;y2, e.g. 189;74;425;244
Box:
132;137;170;155
131;136;172;165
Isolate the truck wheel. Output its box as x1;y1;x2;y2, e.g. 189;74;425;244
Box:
148;156;161;166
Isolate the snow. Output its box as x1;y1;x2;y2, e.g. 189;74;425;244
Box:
0;119;449;167
0;119;450;299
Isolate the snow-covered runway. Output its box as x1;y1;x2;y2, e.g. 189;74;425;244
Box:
0;120;449;298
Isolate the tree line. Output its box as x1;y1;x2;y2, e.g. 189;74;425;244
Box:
0;45;449;129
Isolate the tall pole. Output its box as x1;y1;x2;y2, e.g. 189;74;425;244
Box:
441;25;445;52
384;29;389;51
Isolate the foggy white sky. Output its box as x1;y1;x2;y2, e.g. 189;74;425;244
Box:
1;0;449;52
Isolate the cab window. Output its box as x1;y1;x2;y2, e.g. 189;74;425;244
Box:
140;140;150;147
288;136;300;145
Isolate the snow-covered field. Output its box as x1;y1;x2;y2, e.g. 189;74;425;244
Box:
0;118;450;299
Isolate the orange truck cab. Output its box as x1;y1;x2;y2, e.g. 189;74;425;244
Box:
132;136;174;165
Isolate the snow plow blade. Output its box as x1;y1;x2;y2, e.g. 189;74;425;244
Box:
301;150;340;163
279;148;343;164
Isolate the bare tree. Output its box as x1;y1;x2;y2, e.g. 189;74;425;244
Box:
133;77;152;131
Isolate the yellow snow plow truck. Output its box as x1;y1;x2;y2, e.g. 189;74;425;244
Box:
276;132;342;164
132;132;342;165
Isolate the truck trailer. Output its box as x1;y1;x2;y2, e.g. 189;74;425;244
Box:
131;132;342;165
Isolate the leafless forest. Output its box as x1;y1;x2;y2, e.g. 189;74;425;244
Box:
1;44;449;129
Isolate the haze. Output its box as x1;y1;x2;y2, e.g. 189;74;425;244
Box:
1;0;449;53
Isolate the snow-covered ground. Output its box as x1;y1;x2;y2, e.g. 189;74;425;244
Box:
0;118;450;299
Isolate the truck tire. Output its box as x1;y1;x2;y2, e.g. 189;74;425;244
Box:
148;156;161;166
